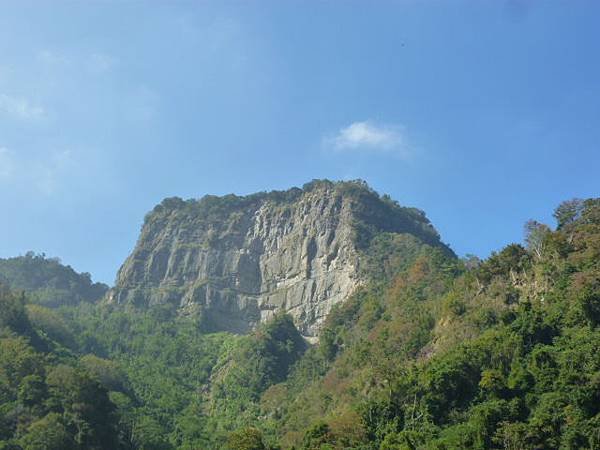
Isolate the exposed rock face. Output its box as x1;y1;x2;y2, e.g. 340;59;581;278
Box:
109;180;446;336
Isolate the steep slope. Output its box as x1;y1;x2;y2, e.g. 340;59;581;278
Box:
109;180;449;336
0;286;127;449
10;184;597;449
252;197;600;449
0;253;108;307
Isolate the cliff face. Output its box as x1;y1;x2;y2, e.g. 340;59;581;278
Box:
109;180;448;336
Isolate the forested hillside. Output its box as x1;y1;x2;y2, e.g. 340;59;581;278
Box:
0;286;125;449
1;193;599;449
262;197;600;449
0;253;108;307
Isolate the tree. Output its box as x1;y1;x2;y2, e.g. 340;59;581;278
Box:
226;427;266;450
131;415;172;450
25;305;75;348
301;422;333;450
18;375;47;408
524;220;551;259
578;284;600;326
553;199;584;229
0;287;31;335
0;337;42;391
18;413;74;450
45;365;119;449
172;401;209;449
462;254;482;271
479;369;507;399
80;354;128;393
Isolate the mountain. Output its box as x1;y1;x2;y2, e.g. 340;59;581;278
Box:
109;179;451;336
0;253;108;307
3;181;599;450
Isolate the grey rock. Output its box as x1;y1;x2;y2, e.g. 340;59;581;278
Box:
108;180;446;336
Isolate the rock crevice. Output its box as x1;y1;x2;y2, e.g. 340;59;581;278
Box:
109;180;445;336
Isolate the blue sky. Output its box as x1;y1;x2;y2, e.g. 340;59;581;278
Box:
1;1;599;284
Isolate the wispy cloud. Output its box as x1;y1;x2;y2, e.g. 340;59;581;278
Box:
37;49;69;66
0;147;78;195
0;94;45;120
324;120;411;157
39;49;117;75
34;150;76;195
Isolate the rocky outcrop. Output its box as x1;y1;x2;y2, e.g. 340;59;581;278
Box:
108;180;447;336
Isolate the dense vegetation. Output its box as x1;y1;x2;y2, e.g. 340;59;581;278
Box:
1;195;599;449
259;197;600;450
0;253;108;307
0;286;122;449
142;179;445;254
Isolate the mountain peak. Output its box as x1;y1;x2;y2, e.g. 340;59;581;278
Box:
109;180;450;336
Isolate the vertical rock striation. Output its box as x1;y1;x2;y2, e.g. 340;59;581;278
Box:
108;180;448;336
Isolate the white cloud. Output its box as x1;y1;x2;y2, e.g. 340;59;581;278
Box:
0;148;78;195
0;94;45;120
325;120;410;156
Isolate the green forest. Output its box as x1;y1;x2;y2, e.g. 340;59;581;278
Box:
1;196;599;449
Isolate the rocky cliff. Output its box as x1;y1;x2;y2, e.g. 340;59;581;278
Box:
108;180;449;336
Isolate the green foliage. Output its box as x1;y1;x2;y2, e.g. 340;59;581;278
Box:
61;303;234;449
80;354;129;393
0;286;127;450
4;194;600;450
554;198;585;229
18;413;74;450
301;422;333;450
25;304;76;348
577;281;600;326
18;375;47;408
0;253;107;307
131;415;172;450
205;314;307;444
0;286;31;335
336;180;448;252
475;244;530;285
226;427;267;450
45;364;119;448
253;196;600;449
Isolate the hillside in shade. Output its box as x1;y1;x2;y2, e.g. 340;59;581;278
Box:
0;252;108;307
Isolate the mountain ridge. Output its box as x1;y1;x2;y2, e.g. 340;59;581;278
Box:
1;188;599;449
0;252;108;307
108;179;452;336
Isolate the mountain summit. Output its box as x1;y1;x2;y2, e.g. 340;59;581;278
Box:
109;180;450;336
